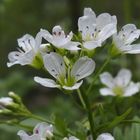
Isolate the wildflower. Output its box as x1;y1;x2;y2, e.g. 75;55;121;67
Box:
96;133;115;140
7;33;43;68
112;24;140;56
63;136;79;140
18;122;53;140
40;25;81;50
78;8;117;50
34;52;95;90
100;69;140;97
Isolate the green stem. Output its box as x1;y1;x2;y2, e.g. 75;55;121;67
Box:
77;89;86;109
30;114;53;124
78;89;96;139
87;56;111;95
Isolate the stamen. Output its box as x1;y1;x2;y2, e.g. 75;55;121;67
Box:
35;129;39;134
58;32;61;36
53;32;56;35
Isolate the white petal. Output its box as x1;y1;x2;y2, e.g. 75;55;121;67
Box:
7;50;35;67
119;24;140;45
100;88;114;96
39;28;53;43
84;8;96;17
33;122;53;138
125;44;140;54
63;81;83;90
18;34;36;52
97;13;117;29
34;76;60;88
100;72;114;88
78;8;96;36
83;40;102;50
98;23;117;42
43;52;66;79
17;130;40;140
97;133;115;140
71;57;95;81
124;82;140;97
115;69;132;87
69;136;79;140
62;41;81;50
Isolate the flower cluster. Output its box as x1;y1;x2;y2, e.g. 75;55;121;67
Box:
6;7;140;140
7;8;140;92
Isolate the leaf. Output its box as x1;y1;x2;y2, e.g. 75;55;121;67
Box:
54;115;68;136
96;108;132;133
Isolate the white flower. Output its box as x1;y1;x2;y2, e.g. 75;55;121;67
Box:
39;25;81;50
96;133;115;140
18;122;53;140
7;33;43;68
63;136;79;140
112;24;140;54
100;69;140;97
34;52;95;90
78;8;117;50
0;97;13;108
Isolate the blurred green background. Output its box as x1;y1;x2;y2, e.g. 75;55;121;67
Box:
0;0;140;139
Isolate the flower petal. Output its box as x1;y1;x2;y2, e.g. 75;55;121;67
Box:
18;34;36;52
17;130;40;140
39;28;53;43
7;50;35;67
34;76;60;88
100;88;114;96
100;72;114;88
125;44;140;54
115;69;132;87
98;23;117;42
63;81;83;90
97;133;115;140
124;82;140;97
119;24;140;45
62;41;81;50
33;122;53;139
97;13;117;29
43;52;66;79
71;57;95;81
83;40;102;50
84;8;96;17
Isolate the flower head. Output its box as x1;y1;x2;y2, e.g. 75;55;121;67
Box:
0;97;13;108
63;136;79;140
78;8;117;50
112;24;140;55
34;52;95;90
18;122;53;140
7;33;43;68
40;25;81;51
100;69;140;97
96;133;114;140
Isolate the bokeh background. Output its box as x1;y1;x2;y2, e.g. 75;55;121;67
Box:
0;0;140;139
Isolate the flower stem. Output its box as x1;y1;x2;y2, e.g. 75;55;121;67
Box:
87;56;111;95
77;89;86;109
29;114;53;124
78;89;96;139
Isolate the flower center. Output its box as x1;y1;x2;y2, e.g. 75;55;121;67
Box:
113;86;124;96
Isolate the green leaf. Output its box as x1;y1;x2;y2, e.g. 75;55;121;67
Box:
54;115;68;137
96;108;132;133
